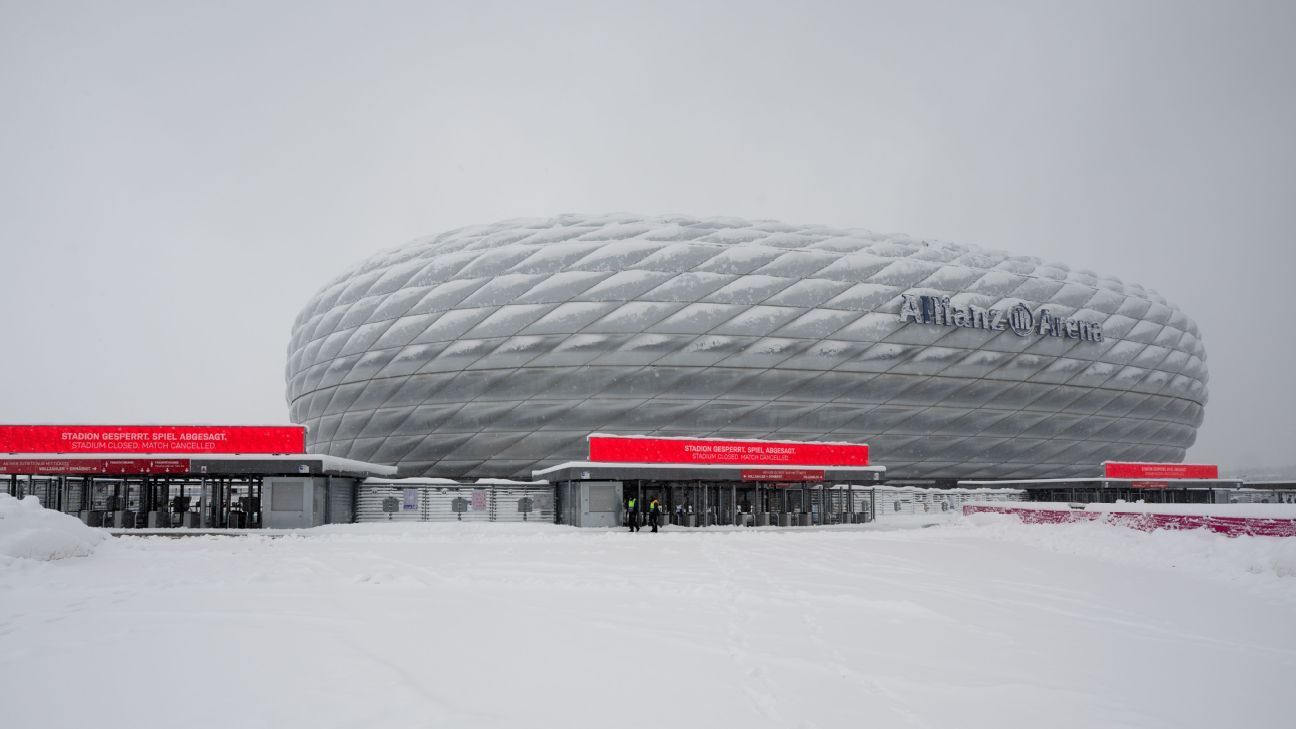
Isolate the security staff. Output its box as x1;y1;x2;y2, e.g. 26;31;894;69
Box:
648;497;661;532
626;497;640;532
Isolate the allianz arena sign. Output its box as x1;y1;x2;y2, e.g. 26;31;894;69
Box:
899;292;1105;343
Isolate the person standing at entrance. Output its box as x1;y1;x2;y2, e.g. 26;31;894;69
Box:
626;496;640;532
649;497;661;532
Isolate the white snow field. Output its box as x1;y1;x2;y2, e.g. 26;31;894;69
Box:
2;508;1295;729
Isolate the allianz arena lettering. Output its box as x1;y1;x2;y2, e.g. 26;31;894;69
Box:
286;214;1208;480
899;293;1104;343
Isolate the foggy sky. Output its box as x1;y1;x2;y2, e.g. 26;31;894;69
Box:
1;1;1293;471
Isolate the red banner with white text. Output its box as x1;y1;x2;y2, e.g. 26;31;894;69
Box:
0;459;191;475
0;425;305;455
588;436;868;466
1103;462;1219;479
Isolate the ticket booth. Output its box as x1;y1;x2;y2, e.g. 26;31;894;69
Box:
262;477;328;529
556;480;624;528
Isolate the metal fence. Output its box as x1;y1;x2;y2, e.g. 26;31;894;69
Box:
356;481;555;523
353;479;1026;525
873;487;1025;516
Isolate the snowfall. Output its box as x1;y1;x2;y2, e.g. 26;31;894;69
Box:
2;494;1295;729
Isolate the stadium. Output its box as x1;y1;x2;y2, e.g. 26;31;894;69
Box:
285;213;1209;484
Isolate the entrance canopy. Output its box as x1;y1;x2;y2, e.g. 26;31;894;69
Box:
0;425;398;531
958;477;1243;490
0;424;308;455
534;461;884;483
537;433;883;484
0;453;396;478
959;460;1238;503
539;435;884;528
0;423;395;479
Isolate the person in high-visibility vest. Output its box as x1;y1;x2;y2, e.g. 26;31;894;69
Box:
626;497;640;532
648;497;661;533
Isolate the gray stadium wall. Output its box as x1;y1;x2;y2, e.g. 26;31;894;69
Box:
286;214;1208;480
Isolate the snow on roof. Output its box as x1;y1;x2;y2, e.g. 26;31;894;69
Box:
958;477;1243;487
364;476;460;485
867;483;1025;494
311;455;399;475
1098;460;1218;466
0;452;398;476
532;460;884;476
363;476;549;486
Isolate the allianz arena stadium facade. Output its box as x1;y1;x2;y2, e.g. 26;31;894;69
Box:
285;214;1208;480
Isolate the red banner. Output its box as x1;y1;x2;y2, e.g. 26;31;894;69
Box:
963;504;1296;538
1103;462;1219;480
0;458;191;475
588;435;868;466
0;425;305;455
741;469;826;482
1129;480;1169;490
0;459;99;475
102;459;191;475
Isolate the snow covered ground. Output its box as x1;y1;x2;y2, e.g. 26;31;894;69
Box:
2;504;1294;729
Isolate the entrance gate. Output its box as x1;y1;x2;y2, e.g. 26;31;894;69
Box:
558;477;878;528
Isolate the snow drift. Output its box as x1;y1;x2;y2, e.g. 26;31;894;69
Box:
963;502;1296;537
962;510;1296;580
0;494;108;560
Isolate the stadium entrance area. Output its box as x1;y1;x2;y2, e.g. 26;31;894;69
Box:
0;425;395;530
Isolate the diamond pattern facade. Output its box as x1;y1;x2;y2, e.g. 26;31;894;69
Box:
286;214;1208;480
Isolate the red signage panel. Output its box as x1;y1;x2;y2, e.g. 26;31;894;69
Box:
0;425;305;455
0;458;192;475
102;459;192;475
588;435;868;466
740;469;826;482
1129;480;1169;490
142;459;191;474
1103;462;1219;480
0;459;103;475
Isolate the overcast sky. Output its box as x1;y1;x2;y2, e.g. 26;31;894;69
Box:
1;0;1292;471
